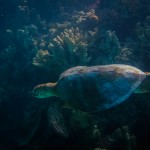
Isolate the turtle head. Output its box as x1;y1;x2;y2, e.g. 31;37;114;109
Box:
32;82;57;98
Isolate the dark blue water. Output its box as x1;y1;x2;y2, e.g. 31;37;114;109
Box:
0;0;150;149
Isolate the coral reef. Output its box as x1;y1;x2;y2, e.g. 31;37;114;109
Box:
90;124;136;150
32;27;93;75
110;126;136;150
47;27;90;65
71;9;99;26
32;21;132;75
70;110;90;129
32;9;99;74
92;30;132;65
33;50;51;70
95;30;121;64
0;0;150;150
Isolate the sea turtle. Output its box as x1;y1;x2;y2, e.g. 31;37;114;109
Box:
32;64;150;137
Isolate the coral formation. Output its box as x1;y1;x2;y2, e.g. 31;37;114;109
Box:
110;126;136;150
32;26;96;75
33;50;51;69
70;110;90;129
0;0;150;149
95;30;121;64
48;27;90;65
71;9;99;25
92;30;132;65
134;18;150;68
32;22;132;75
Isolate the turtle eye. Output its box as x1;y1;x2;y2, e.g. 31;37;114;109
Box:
33;89;37;94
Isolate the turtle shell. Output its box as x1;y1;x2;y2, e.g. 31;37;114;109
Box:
56;64;146;112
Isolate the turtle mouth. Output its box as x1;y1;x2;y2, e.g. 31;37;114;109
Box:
32;92;42;98
32;92;37;97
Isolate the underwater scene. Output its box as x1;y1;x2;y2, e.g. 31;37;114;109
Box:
0;0;150;150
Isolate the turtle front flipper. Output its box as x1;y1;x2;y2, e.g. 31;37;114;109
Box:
47;103;68;137
134;72;150;93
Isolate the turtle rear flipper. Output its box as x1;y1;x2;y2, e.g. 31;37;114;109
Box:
134;72;150;93
47;103;68;137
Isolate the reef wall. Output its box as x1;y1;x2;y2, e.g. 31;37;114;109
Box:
0;0;150;150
